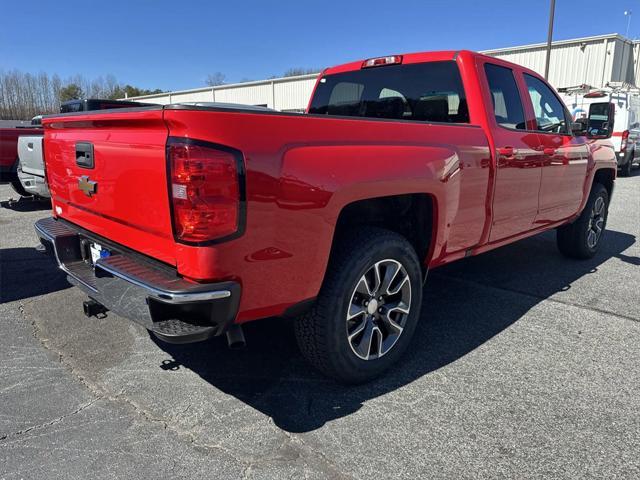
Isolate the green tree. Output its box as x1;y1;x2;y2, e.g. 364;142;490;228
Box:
59;83;84;102
109;85;163;99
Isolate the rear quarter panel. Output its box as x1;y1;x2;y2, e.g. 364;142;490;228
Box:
164;109;491;321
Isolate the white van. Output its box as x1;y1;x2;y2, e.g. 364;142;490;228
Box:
561;87;640;176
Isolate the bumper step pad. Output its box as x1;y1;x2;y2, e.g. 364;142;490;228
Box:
151;319;217;344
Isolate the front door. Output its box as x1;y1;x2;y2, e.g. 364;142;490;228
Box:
522;73;589;223
483;62;543;242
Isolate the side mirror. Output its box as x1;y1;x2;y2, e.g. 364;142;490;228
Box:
586;102;615;139
571;119;588;136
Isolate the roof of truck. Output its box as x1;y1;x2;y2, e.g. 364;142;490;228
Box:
323;50;459;75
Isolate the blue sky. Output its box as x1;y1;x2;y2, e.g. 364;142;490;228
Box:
1;0;638;91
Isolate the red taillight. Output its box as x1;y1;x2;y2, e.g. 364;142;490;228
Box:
168;139;243;243
361;55;403;68
621;130;629;153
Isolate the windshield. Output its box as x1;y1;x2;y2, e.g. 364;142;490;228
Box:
308;62;469;124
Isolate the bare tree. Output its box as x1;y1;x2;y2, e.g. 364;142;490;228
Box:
0;70;163;120
205;72;226;86
283;67;320;77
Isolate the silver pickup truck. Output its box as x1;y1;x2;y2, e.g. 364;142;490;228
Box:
17;127;48;198
16;99;155;198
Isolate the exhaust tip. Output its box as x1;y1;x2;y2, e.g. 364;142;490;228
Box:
225;324;246;349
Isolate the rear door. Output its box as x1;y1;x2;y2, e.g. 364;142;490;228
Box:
481;61;543;242
522;73;589;223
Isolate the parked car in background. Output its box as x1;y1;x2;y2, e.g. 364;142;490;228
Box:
0;121;43;196
561;86;640;176
36;51;617;383
16;99;155;198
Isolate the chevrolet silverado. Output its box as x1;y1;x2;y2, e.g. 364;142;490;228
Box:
35;51;617;383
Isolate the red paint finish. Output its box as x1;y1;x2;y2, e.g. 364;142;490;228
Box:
42;50;617;324
0;127;42;169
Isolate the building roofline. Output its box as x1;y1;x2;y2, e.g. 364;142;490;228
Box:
480;33;632;54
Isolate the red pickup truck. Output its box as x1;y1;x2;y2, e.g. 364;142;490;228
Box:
36;51;617;383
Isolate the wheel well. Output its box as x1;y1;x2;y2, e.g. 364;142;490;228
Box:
333;194;433;266
593;168;615;197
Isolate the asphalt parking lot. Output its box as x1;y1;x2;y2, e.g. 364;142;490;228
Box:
0;174;639;479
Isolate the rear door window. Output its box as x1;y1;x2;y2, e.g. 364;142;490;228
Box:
309;62;469;123
484;63;526;130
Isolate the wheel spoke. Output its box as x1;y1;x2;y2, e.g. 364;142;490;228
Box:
355;276;373;297
381;312;404;334
587;230;597;248
387;274;409;296
386;300;410;315
353;319;375;359
347;303;366;321
379;261;401;295
594;217;604;234
348;315;368;340
372;326;383;358
593;197;605;216
372;262;382;294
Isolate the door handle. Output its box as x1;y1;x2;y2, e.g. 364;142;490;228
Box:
543;147;556;156
497;146;515;158
76;142;94;169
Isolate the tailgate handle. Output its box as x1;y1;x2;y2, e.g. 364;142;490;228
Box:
76;142;94;169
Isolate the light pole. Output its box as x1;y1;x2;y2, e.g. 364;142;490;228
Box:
625;10;632;38
544;0;556;80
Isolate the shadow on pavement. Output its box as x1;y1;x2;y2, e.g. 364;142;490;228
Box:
0;197;51;212
154;229;633;432
0;247;69;303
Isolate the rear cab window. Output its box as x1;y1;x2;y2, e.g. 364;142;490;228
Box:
309;62;469;123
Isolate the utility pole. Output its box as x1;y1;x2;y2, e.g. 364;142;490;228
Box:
544;0;556;80
625;10;632;38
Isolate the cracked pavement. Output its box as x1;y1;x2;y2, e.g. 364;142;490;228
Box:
0;173;639;479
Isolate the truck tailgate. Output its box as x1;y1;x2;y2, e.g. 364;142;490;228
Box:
18;135;44;176
44;109;176;265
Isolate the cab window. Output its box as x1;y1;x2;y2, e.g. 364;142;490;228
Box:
309;62;470;123
484;63;526;130
524;74;569;134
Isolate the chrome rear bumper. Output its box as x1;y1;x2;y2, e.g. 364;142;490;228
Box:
35;217;240;343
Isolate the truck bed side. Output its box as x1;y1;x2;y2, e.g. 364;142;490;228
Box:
44;105;491;321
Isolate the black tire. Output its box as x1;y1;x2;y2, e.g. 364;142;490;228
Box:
294;227;423;384
557;183;609;259
619;151;633;177
10;178;30;197
8;158;30;197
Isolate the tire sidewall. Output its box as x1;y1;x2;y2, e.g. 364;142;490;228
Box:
325;238;423;382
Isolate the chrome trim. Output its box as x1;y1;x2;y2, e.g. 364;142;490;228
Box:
94;261;231;303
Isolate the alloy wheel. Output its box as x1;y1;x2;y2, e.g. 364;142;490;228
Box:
346;259;412;360
587;196;606;249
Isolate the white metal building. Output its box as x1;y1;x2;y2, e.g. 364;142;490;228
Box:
127;73;319;112
125;33;640;111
